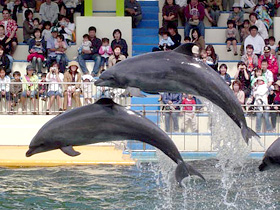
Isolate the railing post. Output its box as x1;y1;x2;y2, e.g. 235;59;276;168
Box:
84;0;93;16
116;0;125;16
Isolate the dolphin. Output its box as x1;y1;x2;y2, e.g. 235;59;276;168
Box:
26;98;205;185
259;137;280;171
94;43;259;144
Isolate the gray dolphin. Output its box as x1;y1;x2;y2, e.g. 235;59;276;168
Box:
26;98;205;184
259;138;280;171
94;43;259;144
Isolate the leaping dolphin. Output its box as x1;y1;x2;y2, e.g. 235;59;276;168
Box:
26;98;205;185
259;137;280;171
95;43;259;144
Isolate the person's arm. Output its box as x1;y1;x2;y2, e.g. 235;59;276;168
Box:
108;55;114;68
99;46;105;55
23;21;35;35
161;93;169;104
234;68;240;80
39;4;48;22
244;69;249;80
239;91;245;104
122;39;128;57
75;73;81;89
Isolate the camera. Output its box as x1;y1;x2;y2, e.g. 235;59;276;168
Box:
50;67;56;73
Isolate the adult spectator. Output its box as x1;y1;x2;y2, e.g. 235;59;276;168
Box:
63;0;79;23
39;0;59;25
63;61;82;110
108;45;126;68
0;8;18;55
205;44;219;71
241;44;258;72
125;0;142;28
244;25;265;57
111;29;128;57
77;26;101;76
46;62;64;115
184;0;205;37
191;28;205;51
47;27;60;69
22;0;36;20
167;23;181;49
162;92;182;132
207;0;222;27
28;29;47;74
0;25;13;70
258;46;278;81
249;12;268;40
0;45;11;76
234;61;251;98
162;0;180;29
23;9;35;43
227;3;244;28
219;63;231;86
232;80;245;105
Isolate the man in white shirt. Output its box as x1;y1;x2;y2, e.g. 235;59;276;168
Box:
244;25;265;57
261;59;274;88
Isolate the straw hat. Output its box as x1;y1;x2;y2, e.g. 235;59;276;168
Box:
68;61;79;68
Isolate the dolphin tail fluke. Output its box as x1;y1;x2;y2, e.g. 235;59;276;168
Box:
241;125;260;144
175;161;205;186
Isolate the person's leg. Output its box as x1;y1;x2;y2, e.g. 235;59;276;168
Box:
21;91;27;111
59;54;67;73
37;57;43;74
77;54;89;74
7;54;13;71
91;54;101;76
232;39;237;55
48;94;55;110
191;114;198;132
184;22;192;37
30;91;37;112
172;112;179;131
56;94;62;110
264;112;273;131
11;41;17;55
32;56;37;69
73;91;81;107
222;0;228;11
63;91;68;110
164;112;171;132
196;21;205;37
56;54;61;65
270;112;277;130
133;14;142;27
256;112;262;132
226;40;231;51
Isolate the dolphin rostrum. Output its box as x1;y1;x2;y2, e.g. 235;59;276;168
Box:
95;43;259;144
259;137;280;171
26;98;205;185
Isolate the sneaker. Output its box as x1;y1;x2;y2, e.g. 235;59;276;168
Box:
46;109;50;115
234;52;238;56
58;108;63;115
227;48;231;52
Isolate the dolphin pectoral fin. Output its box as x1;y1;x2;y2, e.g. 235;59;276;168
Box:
241;125;260;144
60;146;81;156
175;161;205;186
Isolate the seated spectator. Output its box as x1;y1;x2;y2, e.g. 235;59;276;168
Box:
63;61;81;110
38;73;47;101
227;3;244;29
55;34;68;73
46;62;64;115
10;71;22;111
232;80;245;105
0;46;11;76
241;44;258;72
63;0;79;23
82;74;94;105
99;38;113;71
258;46;278;81
207;0;222;27
167;23;181;49
42;21;52;41
162;0;180;29
218;63;231;86
184;0;205;37
33;18;40;30
253;76;273;133
184;36;191;43
0;67;11;112
249;12;268;40
108;45;126;68
268;36;277;55
254;0;273;29
270;81;280;130
125;0;142;28
0;8;18;55
234;61;251;98
78;34;91;54
200;49;208;64
239;0;256;13
205;44;219;71
23;9;35;43
77;26;101;76
244;25;265;57
222;0;234;11
180;93;197;133
39;0;59;25
27;29;47;74
191;28;205;51
158;31;175;51
111;29;128;57
225;20;238;56
57;15;75;44
240;19;250;49
261;59;274;87
162;92;182;132
251;68;267;87
21;65;39;114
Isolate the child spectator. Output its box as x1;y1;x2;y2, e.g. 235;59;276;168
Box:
55;34;68;73
39;73;47;101
251;68;267;87
0;45;11;76
10;71;22;110
225;20;238;56
228;3;244;28
249;12;268;40
268;36;277;55
46;62;64;115
42;21;52;41
181;93;197;133
241;44;258;72
234;61;251;98
205;45;219;71
108;45;126;68
219;63;231;86
111;29;128;57
58;15;75;44
82;74;93;105
33;18;40;29
200;49;208;64
0;67;11;111
232;80;245;105
159;31;175;51
254;0;273;29
78;34;92;55
22;9;35;43
184;36;191;43
99;38;113;71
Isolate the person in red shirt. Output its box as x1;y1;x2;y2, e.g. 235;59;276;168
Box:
181;93;198;133
258;46;278;81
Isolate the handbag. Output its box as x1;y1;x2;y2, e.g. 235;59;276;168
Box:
188;4;200;26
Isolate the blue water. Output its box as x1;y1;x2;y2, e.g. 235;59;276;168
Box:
0;159;279;209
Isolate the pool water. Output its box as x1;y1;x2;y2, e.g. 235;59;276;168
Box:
0;158;279;209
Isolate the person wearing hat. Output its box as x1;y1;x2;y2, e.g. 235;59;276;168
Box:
63;60;81;110
21;65;39;114
39;0;59;25
258;46;278;81
244;25;265;57
227;3;244;28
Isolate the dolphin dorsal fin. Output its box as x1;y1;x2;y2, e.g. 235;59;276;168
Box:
173;43;196;56
95;98;115;107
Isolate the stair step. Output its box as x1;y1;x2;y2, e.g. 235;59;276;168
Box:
141;6;159;13
142;12;159;20
139;1;158;6
137;20;159;28
133;44;157;53
133;28;159;36
133;36;159;44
